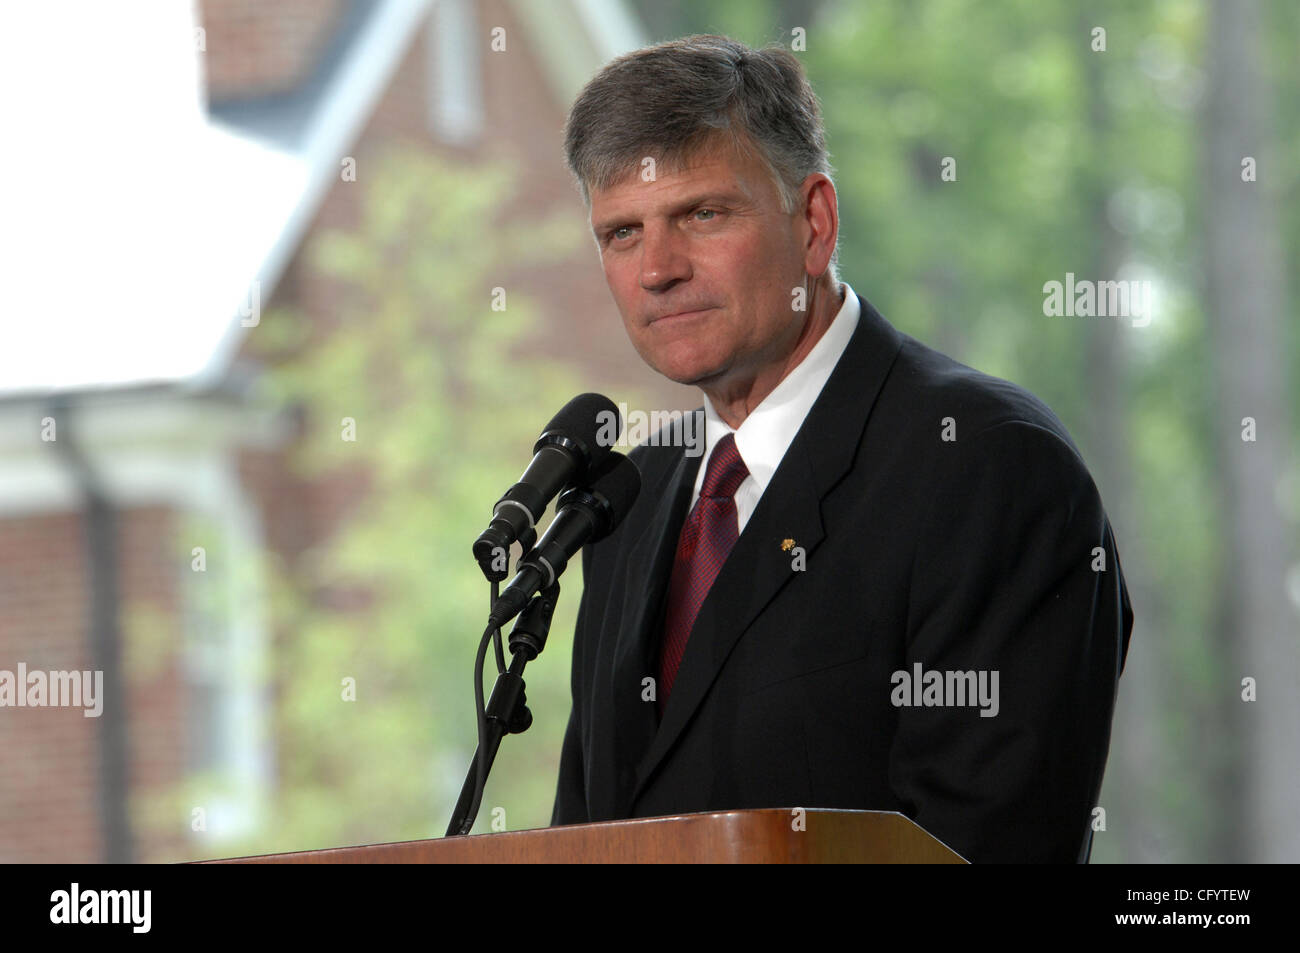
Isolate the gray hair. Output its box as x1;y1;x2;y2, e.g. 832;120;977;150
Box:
564;34;839;282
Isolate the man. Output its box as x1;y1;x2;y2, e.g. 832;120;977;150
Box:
550;34;1133;863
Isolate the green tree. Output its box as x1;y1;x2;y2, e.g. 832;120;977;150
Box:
224;146;594;853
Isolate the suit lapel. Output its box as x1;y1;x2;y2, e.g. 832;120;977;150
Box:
609;421;702;811
630;293;905;807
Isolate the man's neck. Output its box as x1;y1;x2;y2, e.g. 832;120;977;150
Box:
703;278;845;429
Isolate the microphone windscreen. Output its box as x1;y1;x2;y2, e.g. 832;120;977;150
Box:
585;452;642;538
534;393;620;469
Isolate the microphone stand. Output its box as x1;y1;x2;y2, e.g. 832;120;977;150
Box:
445;582;560;836
479;527;536;674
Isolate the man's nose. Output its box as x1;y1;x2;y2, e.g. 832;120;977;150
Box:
639;224;691;291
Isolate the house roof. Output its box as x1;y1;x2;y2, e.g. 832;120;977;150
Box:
0;0;642;401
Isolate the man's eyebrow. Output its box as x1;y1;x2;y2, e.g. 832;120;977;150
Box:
592;191;746;232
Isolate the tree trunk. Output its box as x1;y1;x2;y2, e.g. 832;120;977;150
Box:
1203;0;1299;863
1073;6;1178;862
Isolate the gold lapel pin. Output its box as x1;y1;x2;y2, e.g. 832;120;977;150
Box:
781;538;796;552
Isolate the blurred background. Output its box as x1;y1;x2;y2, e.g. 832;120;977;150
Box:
0;0;1296;863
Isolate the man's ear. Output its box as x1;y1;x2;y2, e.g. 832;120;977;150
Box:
800;174;838;278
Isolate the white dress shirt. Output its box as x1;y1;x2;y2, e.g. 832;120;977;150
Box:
690;281;860;533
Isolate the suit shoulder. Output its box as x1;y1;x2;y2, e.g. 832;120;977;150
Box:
885;332;1083;459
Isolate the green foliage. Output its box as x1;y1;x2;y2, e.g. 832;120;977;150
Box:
221;147;592;855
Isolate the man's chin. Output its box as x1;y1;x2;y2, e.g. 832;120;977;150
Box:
634;337;731;387
653;359;729;388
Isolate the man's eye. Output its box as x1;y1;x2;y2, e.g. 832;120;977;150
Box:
694;208;717;221
611;227;632;241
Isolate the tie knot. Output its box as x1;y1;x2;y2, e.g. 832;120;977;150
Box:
700;433;748;500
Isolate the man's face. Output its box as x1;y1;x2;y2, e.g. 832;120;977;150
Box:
588;141;810;388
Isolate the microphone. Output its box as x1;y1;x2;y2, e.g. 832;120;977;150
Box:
488;452;641;628
473;393;620;580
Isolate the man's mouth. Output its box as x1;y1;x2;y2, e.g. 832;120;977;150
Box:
651;306;715;323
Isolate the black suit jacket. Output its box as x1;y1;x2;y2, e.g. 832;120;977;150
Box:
550;291;1134;863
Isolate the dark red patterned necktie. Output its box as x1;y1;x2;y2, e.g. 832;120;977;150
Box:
657;433;749;716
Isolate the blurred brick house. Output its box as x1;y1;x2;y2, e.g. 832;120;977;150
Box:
0;0;687;862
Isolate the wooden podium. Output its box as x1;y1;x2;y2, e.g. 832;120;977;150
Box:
204;809;967;863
